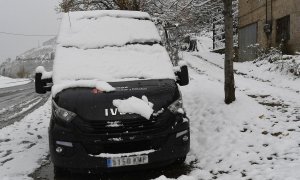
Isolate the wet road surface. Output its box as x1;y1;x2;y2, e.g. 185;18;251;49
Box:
0;81;49;129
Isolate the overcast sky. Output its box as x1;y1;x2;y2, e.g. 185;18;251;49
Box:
0;0;61;63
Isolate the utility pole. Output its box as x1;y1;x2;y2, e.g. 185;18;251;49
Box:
223;0;236;104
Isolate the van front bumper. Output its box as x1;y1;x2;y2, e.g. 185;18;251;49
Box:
49;116;190;172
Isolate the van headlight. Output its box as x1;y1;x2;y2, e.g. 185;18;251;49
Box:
52;100;76;122
167;95;185;115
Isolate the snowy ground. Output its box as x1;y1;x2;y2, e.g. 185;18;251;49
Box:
1;36;300;180
156;37;299;180
0;99;51;180
0;76;30;89
0;80;49;129
168;52;300;180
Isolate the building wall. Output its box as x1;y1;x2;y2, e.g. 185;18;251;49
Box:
239;0;267;48
239;0;300;60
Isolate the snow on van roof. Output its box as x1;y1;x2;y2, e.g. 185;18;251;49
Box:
57;10;161;49
68;10;151;20
52;10;175;95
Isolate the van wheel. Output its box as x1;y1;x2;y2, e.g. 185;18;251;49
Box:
175;156;186;165
54;166;69;177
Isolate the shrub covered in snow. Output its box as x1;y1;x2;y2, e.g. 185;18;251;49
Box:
253;47;300;77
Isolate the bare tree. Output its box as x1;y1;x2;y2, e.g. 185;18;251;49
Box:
223;0;236;104
58;0;218;35
58;0;149;12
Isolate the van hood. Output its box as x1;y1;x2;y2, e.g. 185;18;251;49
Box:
53;79;179;121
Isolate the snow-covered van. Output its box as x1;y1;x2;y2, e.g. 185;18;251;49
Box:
35;10;190;175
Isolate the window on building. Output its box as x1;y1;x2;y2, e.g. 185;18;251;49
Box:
276;15;290;43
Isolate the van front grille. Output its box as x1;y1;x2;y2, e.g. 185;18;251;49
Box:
73;114;172;135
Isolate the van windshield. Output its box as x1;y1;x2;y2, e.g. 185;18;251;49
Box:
53;10;175;85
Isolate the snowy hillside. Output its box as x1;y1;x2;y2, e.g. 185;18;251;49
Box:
0;37;56;78
16;37;56;61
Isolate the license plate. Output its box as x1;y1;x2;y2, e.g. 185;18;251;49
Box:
107;155;149;168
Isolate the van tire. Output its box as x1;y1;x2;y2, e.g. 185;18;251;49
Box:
54;166;69;177
175;156;186;165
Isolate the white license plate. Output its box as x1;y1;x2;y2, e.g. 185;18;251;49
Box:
107;155;149;168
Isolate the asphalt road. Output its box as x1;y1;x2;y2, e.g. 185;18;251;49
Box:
0;81;49;129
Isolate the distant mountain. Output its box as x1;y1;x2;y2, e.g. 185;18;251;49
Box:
0;37;56;78
16;37;56;61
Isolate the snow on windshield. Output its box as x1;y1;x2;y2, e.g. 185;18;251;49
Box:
53;10;175;94
53;44;175;84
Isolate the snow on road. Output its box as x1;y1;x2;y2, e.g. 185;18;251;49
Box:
0;76;30;89
0;99;51;180
0;81;49;129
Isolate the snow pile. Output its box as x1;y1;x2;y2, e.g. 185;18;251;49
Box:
113;96;154;120
235;55;300;92
52;80;115;96
58;10;160;49
252;54;300;77
0;76;30;88
239;47;300;78
0;99;51;180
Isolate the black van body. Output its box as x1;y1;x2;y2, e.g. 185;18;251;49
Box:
36;77;190;173
35;10;190;174
45;79;189;173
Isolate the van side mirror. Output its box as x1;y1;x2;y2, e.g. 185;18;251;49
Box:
35;66;53;94
176;65;189;86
